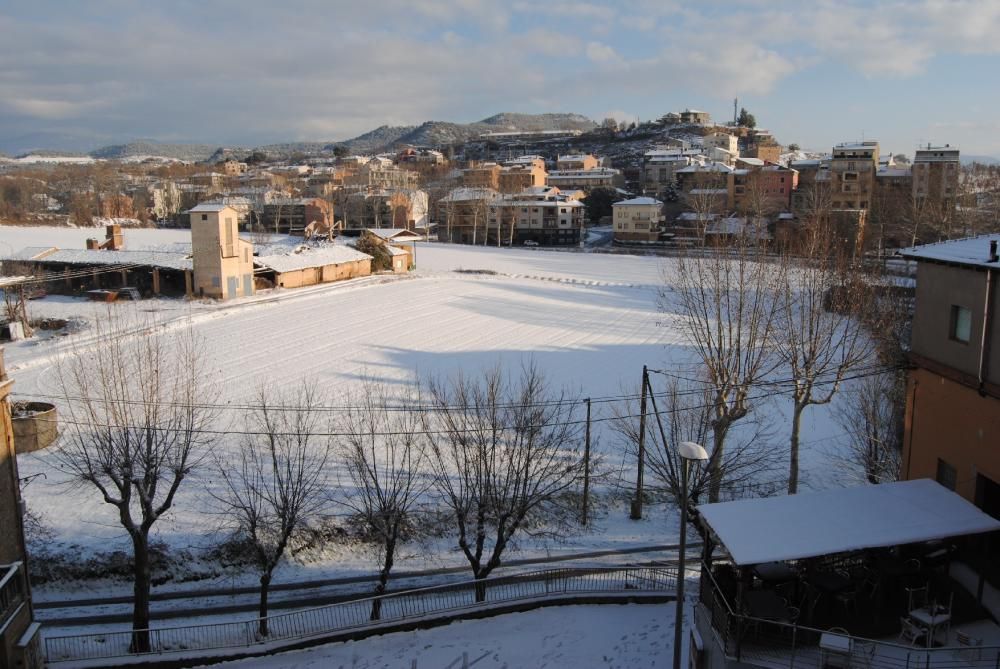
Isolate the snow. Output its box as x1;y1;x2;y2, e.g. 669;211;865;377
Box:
698;479;1000;566
900;234;1000;268
204;603;681;669
1;225;858;595
614;197;662;207
256;245;372;272
5;246;193;271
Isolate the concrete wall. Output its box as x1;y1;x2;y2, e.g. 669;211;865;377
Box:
275;259;372;288
910;262;992;379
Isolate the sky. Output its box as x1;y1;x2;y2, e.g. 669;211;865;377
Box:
2;0;1000;155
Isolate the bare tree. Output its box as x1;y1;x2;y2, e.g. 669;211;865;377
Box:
610;375;779;506
776;223;875;493
830;371;903;485
213;383;332;637
424;363;583;600
337;379;430;620
662;237;784;502
55;310;216;651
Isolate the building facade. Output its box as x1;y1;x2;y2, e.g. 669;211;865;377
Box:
189;204;254;299
488;186;584;246
0;349;42;669
900;235;1000;523
612;197;665;242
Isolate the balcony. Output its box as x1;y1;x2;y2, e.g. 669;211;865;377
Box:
0;562;26;626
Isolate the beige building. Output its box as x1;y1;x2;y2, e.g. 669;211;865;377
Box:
612;197;665;242
222;160;248;175
461;163;502;190
912;145;960;206
188;204;255;299
546;167;622;192
0;349;41;669
556;154;599;171
829;141;879;210
255;245;372;289
703;132;738;154
499;164;547;193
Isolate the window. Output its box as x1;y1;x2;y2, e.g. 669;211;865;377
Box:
950;305;972;343
937;459;957;491
201;214;208;221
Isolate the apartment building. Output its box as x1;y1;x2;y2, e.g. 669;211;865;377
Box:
612;197;664;243
545;167;622;192
642;148;701;195
461;163;502;190
488;186;584;247
899;235;1000;526
912;145;960;206
829;141;879;210
556;154;599;171
221;160;248;176
703;132;738;154
499;163;547;193
344;163;419;190
439;187;500;244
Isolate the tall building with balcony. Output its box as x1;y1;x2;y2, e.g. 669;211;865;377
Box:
912;145;960;208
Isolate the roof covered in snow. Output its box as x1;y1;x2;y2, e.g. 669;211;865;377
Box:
187;203;233;213
614;197;662;207
365;229;423;242
899;234;1000;269
7;246;193;271
255;245;372;273
698;479;1000;566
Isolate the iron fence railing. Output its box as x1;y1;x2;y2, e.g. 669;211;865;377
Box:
44;565;676;664
699;561;1000;669
0;562;25;627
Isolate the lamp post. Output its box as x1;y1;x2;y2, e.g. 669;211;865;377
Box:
674;441;709;669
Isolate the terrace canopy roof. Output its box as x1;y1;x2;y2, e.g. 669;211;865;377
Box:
697;479;1000;566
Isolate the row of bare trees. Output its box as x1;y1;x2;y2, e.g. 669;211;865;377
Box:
644;218;908;506
52;316;588;646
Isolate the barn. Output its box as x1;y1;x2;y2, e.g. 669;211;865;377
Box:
254;245;373;289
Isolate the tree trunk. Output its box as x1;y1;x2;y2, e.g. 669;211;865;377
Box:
370;538;396;621
788;400;806;494
258;572;271;637
474;573;487;603
130;532;152;653
707;421;728;503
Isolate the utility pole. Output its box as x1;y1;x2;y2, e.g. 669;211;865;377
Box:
630;365;648;520
582;397;591;526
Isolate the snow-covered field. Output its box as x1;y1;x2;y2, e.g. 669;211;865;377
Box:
2;226;851;597
205;603;681;669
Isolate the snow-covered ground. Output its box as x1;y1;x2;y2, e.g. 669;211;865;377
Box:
2;226;853;600
204;603;681;669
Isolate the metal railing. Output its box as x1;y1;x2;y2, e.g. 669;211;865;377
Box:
0;562;25;626
44;565;676;664
698;563;1000;669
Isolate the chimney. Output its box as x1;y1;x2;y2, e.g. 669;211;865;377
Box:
86;238;100;250
106;224;124;250
990;240;999;264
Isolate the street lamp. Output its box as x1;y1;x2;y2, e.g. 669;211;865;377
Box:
674;441;709;669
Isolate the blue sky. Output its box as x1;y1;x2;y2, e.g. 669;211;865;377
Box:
2;0;1000;155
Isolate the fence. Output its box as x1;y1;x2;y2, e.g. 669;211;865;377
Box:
697;561;1000;669
44;565;676;664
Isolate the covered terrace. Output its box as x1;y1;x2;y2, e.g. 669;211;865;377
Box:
693;479;1000;668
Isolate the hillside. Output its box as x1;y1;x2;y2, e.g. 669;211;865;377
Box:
333;112;596;153
8;112;598;163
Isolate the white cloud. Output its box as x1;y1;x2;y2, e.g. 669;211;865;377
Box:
585;41;623;65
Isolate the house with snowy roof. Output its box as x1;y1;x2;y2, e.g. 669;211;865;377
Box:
611;197;665;243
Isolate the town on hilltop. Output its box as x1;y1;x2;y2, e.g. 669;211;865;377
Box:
3;101;1000;669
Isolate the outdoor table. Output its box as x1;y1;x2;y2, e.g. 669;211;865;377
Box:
754;561;797;582
819;632;852;668
743;589;791;621
909;607;951;648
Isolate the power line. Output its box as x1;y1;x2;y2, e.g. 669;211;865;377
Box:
29;365;899;439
